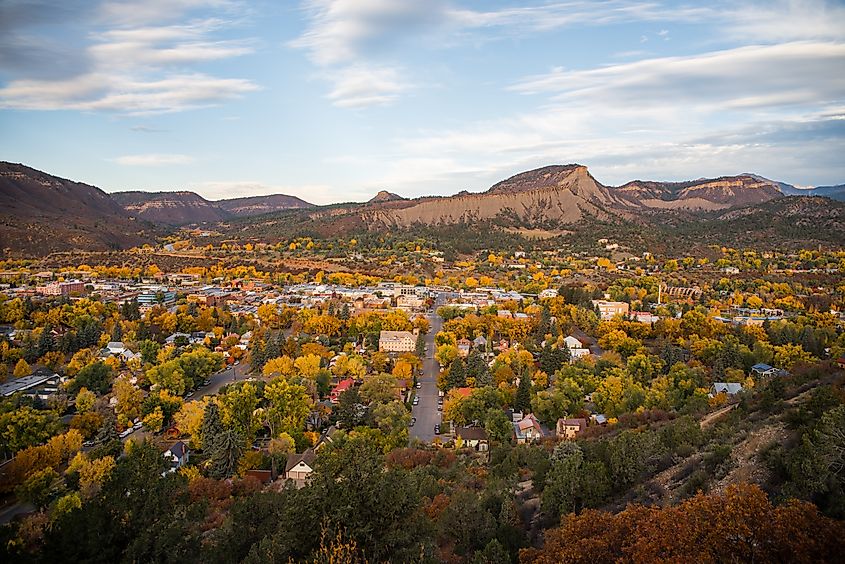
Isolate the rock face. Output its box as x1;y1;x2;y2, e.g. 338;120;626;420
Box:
0;162;155;254
113;191;315;224
368;190;404;203
362;165;623;228
612;175;784;210
113;191;229;225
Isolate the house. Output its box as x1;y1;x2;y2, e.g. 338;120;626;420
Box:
106;341;126;355
629;311;659;324
457;338;471;358
592;300;630;320
378;330;416;353
163;441;189;473
564;335;591;361
556;418;588;440
455;426;489;451
591;413;608;426
473;335;488;350
285;449;317;487
0;368;62;399
513;413;544;444
539;288;559;299
330;378;355;404
751;363;778;378
165;332;191;345
711;382;744;396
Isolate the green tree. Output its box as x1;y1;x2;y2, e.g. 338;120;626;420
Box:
514;373;532;413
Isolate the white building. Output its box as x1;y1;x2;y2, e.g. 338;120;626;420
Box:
379;330;416;352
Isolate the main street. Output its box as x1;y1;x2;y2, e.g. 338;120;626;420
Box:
411;293;452;442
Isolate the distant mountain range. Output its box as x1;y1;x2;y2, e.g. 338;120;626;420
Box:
112;190;314;225
0;160;842;255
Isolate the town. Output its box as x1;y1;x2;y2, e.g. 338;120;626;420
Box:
0;239;843;560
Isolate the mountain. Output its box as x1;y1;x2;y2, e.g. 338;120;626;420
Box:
746;175;845;202
217;194;314;216
368;190;404;203
0;162;156;255
112;191;315;225
112;191;229;225
612;175;783;210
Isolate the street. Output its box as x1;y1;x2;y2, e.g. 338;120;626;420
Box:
410;294;448;443
193;361;252;400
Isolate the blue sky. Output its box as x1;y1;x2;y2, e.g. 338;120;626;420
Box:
1;0;843;204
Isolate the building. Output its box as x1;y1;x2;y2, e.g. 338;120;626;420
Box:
285;449;317;488
36;280;86;296
0;369;62;399
711;382;744;396
751;363;778;378
455;426;489;452
592;300;630;320
629;311;659;324
456;338;471;358
564;335;591;361
539;288;559;299
513;413;545;444
379;330;416;353
556;418;588;440
163;441;190;473
330;378;355;404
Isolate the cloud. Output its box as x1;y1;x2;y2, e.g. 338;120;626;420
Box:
325;64;409;107
723;0;845;43
113;153;195;165
510;42;845;112
0;0;258;114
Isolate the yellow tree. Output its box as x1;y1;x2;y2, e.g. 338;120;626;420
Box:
295;354;322;378
13;358;30;378
263;355;295;378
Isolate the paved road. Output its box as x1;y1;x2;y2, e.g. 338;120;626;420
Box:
410;297;447;442
193;361;252;400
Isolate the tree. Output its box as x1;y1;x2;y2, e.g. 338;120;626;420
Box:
336;387;364;429
219;382;260;440
448;358;468;390
485;408;514;443
264;378;313;437
13;358;30;378
209;429;244;479
372;401;411;438
201;402;224;452
15;467;66;508
360;373;398;405
294;354;322;378
263;355;295;378
514;373;532;413
75;387;96;414
71;362;111;395
0;406;63;454
173;399;208;448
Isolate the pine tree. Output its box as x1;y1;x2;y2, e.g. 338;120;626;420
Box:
201;402;224;452
467;351;491;387
447;358;467;390
37;325;54;358
95;410;119;444
515;372;532;412
208;429;243;479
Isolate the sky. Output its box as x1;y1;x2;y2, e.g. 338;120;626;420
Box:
0;0;844;205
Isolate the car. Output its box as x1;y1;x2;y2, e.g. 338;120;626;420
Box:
437;404;442;411
203;380;211;386
434;424;440;434
409;417;416;427
83;440;94;447
234;361;240;366
416;382;422;389
184;391;194;398
413;396;420;405
133;421;143;430
119;428;134;439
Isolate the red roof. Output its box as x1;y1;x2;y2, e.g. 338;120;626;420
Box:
334;378;354;393
453;387;473;398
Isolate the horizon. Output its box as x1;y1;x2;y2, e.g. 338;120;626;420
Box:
1;1;844;204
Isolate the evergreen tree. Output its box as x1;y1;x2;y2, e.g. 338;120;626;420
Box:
337;387;363;429
95;410;119;444
339;303;350;321
37;324;55;358
467;351;491;387
515;373;532;413
539;346;569;377
447;358;467;390
209;429;244;479
110;322;123;343
415;331;426;358
249;339;267;373
201;402;224;452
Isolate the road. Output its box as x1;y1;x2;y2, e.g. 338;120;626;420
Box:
410;295;448;443
193;361;252;400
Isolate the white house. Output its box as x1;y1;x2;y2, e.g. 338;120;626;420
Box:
564;335;591;361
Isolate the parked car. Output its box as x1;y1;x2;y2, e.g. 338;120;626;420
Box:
416;382;422;389
203;379;211;386
413;396;420;405
437;404;442;411
119;428;134;439
409;417;416;427
434;424;440;435
133;421;143;430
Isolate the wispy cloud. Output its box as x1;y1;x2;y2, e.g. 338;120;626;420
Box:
0;0;258;114
113;153;195;166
